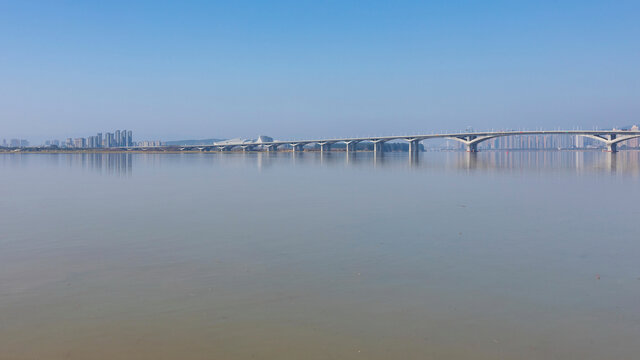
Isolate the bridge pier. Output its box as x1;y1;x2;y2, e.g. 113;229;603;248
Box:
462;135;478;152
606;134;618;152
291;143;304;152
372;140;385;153
265;144;278;152
407;139;420;153
344;141;358;152
318;142;332;152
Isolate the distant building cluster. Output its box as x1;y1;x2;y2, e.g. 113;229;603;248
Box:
137;140;164;147
43;130;134;149
1;130;168;149
1;139;30;148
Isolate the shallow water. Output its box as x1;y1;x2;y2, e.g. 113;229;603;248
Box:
1;151;639;359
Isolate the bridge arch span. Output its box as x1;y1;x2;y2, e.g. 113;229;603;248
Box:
580;134;640;152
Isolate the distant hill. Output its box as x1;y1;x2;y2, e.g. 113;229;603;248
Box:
164;139;225;146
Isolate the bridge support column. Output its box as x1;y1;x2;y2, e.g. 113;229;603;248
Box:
265;144;278;152
466;143;478;152
606;134;618;152
407;139;420;153
345;141;357;152
319;143;332;152
291;144;304;152
372;141;385;153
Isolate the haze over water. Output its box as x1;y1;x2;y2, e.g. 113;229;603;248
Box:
1;151;639;360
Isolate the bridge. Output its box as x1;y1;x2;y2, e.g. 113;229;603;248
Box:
131;130;640;153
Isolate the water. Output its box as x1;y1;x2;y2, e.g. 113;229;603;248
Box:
1;151;639;360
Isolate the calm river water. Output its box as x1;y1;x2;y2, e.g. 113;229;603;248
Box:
1;151;639;360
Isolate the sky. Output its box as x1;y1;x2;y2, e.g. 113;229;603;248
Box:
1;0;639;142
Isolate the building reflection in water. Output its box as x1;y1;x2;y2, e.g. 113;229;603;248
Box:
74;153;133;176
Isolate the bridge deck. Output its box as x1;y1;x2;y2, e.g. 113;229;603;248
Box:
134;130;640;150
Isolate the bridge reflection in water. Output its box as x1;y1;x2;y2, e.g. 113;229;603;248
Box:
252;150;640;175
447;151;639;175
79;150;640;177
3;151;640;177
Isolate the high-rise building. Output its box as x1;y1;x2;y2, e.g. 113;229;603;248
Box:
126;130;132;147
104;132;114;147
96;133;103;148
115;130;121;147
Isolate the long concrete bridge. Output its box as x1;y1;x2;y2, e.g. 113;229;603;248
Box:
134;130;640;153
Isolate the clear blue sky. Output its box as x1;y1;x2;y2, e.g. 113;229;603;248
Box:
1;0;638;142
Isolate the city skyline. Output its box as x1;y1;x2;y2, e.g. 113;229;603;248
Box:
2;129;135;149
4;123;640;148
4;126;640;151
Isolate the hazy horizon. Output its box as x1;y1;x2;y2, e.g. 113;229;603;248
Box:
1;1;639;142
